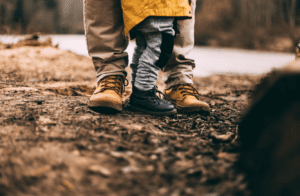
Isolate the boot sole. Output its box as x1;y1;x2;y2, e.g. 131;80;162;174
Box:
128;104;177;116
175;104;210;113
88;100;122;112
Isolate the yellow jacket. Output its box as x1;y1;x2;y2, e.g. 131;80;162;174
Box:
121;0;192;37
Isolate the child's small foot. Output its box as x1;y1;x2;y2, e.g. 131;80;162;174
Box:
128;86;177;116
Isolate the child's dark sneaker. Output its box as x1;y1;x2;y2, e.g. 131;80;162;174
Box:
128;86;177;116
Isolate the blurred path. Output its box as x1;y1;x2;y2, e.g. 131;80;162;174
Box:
0;35;294;76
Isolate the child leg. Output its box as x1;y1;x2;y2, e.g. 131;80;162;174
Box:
134;17;175;91
130;31;147;85
128;17;177;116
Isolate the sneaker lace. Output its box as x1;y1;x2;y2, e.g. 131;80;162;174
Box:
97;76;128;94
174;83;200;99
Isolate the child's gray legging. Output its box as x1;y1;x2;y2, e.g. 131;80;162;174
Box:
130;17;175;91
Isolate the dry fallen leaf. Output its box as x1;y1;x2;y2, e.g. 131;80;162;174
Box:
211;132;235;142
62;180;75;191
217;152;238;162
88;165;112;177
38;116;56;125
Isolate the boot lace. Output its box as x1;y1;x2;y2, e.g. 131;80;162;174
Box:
155;86;171;101
96;76;128;95
173;83;200;99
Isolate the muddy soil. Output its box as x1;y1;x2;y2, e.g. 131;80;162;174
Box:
0;39;262;196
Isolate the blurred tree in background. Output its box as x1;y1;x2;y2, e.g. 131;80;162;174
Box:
195;0;300;28
0;0;83;34
238;0;300;28
194;0;300;51
0;0;299;51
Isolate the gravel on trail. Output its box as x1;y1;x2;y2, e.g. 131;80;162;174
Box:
0;39;262;196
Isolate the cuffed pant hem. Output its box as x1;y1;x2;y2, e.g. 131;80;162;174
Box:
96;71;127;84
164;75;193;90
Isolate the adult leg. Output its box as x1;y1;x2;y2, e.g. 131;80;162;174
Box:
84;0;128;112
162;0;211;113
162;0;196;89
84;0;128;83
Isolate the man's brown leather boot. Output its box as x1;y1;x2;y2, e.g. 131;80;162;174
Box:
88;75;125;112
164;83;210;113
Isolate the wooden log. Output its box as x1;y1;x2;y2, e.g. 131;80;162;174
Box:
238;58;300;196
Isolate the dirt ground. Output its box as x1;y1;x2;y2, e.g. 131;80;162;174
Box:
0;39;262;196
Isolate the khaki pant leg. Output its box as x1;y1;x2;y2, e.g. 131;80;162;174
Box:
162;0;196;89
84;0;128;83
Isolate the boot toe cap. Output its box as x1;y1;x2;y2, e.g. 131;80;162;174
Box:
88;91;122;111
176;98;211;112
